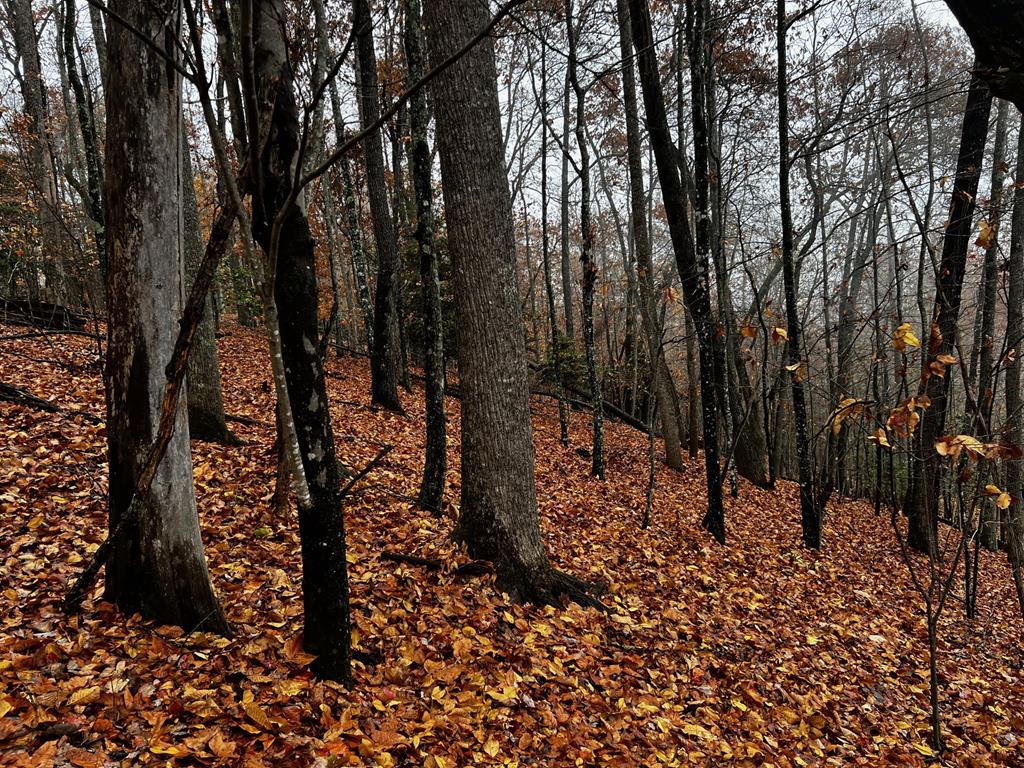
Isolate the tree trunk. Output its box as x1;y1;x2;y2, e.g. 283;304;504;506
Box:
538;36;570;447
1004;117;1024;613
559;62;575;343
616;0;683;472
182;140;234;444
566;0;604;479
777;2;821;549
250;0;352;681
974;98;1008;551
62;0;106;297
629;0;725;544
425;0;599;606
941;0;1024;110
11;0;68;304
356;0;403;412
313;0;374;356
904;66;992;557
405;0;447;514
103;0;227;634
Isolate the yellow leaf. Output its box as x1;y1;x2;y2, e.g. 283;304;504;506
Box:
997;492;1012;510
983;484;1002;497
483;737;500;757
277;679;306;696
681;722;714;741
485;686;517;705
806;634;819;645
772;326;789;343
150;743;185;756
892;323;920;352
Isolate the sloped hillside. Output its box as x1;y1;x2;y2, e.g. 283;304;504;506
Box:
1;324;1021;766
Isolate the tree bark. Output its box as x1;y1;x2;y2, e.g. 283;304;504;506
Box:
250;0;352;681
182;140;234;444
559;61;575;342
904;66;992;557
629;0;725;543
103;0;226;633
11;0;68;304
425;0;599;606
405;0;447;514
538;36;570;447
615;0;683;472
356;0;404;412
942;1;1024;110
566;0;603;479
973;98;1008;551
1004;117;1024;613
777;1;821;549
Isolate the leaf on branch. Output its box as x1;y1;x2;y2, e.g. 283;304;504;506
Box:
892;323;920;352
830;397;864;435
868;427;891;449
935;434;987;462
976;219;996;249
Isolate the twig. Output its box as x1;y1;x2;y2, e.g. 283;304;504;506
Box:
339;445;394;499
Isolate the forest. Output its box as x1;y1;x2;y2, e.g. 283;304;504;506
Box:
1;0;1023;764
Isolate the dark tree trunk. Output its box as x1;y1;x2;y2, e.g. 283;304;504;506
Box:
103;0;227;634
904;66;992;557
356;0;403;412
250;0;352;681
629;0;725;544
616;0;684;472
942;1;1024;110
777;2;821;549
405;0;447;514
425;0;599;606
689;0;733;496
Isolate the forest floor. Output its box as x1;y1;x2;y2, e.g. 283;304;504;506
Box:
1;321;1022;767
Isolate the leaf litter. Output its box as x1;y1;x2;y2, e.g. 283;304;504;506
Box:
0;323;1022;766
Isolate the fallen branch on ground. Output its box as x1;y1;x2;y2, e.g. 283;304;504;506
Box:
0;382;102;424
